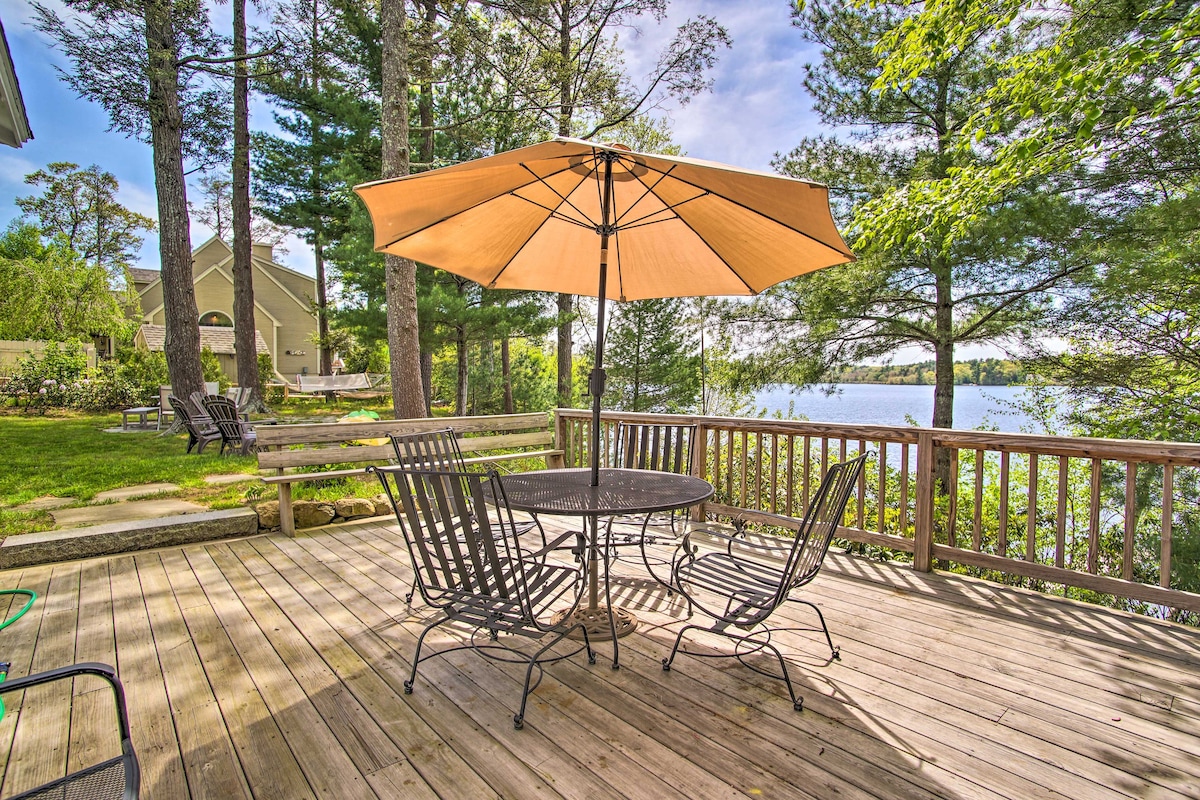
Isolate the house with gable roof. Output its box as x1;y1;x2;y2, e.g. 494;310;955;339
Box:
129;237;319;383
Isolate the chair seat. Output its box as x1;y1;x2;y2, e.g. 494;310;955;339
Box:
11;755;131;800
675;552;780;624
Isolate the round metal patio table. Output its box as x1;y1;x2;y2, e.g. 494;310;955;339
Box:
495;468;713;667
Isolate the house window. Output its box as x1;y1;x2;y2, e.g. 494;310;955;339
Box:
200;311;233;327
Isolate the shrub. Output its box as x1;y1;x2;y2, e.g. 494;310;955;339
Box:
199;346;233;392
1;341;88;411
113;347;169;404
257;351;274;396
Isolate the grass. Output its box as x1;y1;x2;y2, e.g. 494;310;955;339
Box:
0;410;267;537
0;399;526;539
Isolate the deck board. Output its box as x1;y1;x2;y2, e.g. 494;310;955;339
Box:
1;516;1199;799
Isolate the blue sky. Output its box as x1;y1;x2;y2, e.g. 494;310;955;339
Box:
0;0;829;278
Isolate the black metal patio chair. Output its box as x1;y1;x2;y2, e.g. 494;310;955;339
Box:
202;395;257;455
603;422;699;586
389;429;552;602
167;394;221;454
662;453;868;711
0;662;139;799
371;465;593;729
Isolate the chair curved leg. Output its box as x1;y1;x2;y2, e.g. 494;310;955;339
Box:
661;622;703;671
662;622;804;711
793;599;839;660
405;613;452;694
514;624;590;729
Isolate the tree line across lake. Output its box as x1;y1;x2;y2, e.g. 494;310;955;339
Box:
829;359;1030;387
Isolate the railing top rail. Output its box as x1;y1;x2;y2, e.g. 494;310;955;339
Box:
553;408;1200;466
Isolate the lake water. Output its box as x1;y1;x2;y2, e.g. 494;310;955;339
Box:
753;383;1061;432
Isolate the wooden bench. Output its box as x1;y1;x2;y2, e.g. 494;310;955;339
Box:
256;412;565;536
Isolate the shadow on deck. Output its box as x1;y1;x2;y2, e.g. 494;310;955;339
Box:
1;516;1198;799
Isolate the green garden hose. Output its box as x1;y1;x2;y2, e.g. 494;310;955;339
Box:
0;589;36;632
0;588;38;720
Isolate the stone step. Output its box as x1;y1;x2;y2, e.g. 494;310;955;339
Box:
0;508;260;570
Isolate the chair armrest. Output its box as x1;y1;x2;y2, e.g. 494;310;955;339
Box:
0;661;118;693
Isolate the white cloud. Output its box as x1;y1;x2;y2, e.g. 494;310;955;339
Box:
613;0;824;170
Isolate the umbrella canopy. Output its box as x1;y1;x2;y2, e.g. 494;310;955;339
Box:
354;137;855;482
355;137;853;300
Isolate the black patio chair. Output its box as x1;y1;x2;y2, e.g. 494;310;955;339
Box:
662;453;868;711
167;394;221;454
390;429;549;543
202;395;257;455
603;422;698;585
0;662;139;799
371;465;593;729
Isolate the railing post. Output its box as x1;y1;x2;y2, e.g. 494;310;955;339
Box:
553;408;570;467
691;423;708;522
913;431;935;572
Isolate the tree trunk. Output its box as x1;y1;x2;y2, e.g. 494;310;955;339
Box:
556;292;573;406
146;0;203;407
455;326;468;415
420;350;433;415
554;1;576;410
414;0;437;413
314;237;331;376
502;334;513;414
231;0;265;411
933;256;955;491
381;0;426;419
309;5;332;382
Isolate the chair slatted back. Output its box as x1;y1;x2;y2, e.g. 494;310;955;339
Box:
376;466;524;608
780;454;868;596
390;428;467;472
613;422;696;475
203;395;248;451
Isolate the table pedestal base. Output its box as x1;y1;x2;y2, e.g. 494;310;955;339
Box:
552;605;638;639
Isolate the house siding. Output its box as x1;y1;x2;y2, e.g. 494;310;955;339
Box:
132;237;319;381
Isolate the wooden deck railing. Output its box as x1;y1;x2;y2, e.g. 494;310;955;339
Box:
553;408;1200;618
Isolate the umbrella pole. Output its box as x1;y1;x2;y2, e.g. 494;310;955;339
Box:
589;152;616;488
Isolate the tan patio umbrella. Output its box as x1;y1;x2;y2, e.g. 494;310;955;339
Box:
354;137;854;485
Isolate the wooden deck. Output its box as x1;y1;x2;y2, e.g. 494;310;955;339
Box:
2;516;1199;799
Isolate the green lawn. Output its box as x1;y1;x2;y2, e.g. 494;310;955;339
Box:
0;401;536;539
0;410;270;537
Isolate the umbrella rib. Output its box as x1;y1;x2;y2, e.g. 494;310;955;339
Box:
612;164;676;228
622;159;855;259
518;162;601;228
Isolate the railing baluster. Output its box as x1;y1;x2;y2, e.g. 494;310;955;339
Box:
948;448;959;549
900;442;910;538
726;430;734;505
1161;463;1173;589
755;432;763;510
740;430;749;509
770;434;779;513
1056;456;1068;569
973;450;984;552
803;436;812;513
1027;453;1038;563
857;439;867;530
786;435;795;517
1124;462;1137;581
878;441;887;535
999;452;1010;558
1088;458;1101;574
